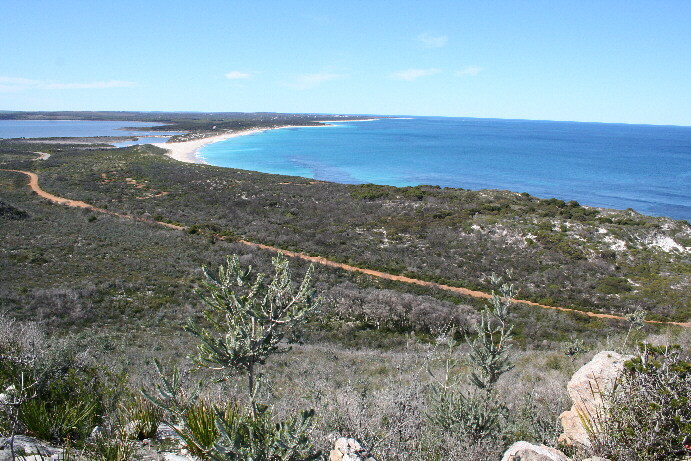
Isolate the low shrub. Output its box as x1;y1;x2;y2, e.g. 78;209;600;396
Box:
181;399;222;459
594;343;691;460
119;394;164;440
0;315;115;445
18;379;101;443
86;428;136;461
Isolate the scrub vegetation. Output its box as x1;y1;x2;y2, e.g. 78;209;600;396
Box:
0;114;689;459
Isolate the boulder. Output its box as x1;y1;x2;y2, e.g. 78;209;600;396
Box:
501;441;571;461
156;423;178;438
163;453;196;461
123;419;141;439
0;435;61;461
90;425;106;439
329;437;376;461
558;351;630;449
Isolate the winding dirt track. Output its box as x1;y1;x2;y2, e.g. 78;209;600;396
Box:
2;168;688;328
1;169;183;230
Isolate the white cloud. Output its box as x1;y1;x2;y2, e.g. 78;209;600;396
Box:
390;68;441;81
43;80;137;89
456;66;483;76
225;71;252;80
0;77;38;92
417;33;448;48
0;77;40;85
286;72;344;90
0;76;136;92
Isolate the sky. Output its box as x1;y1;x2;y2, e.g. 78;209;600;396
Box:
1;0;690;125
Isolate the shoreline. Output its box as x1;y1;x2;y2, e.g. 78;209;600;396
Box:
151;124;336;164
317;118;379;123
150;128;264;164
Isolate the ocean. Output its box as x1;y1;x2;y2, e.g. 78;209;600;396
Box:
199;117;691;221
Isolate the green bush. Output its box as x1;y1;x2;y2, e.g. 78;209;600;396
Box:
2;359;110;444
212;405;320;461
120;394;164;440
349;183;392;200
181;399;224;459
595;343;690;460
427;275;515;443
0;316;116;445
86;428;136;461
19;389;100;443
145;254;322;460
180;402;320;461
596;276;632;294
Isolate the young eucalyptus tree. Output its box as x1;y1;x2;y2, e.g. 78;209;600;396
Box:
427;274;516;442
186;253;319;418
146;253;322;460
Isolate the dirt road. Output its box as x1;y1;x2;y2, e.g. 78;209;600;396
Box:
2;168;688;328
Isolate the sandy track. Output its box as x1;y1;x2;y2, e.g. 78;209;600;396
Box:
2;168;688;328
1;169;183;230
237;241;689;327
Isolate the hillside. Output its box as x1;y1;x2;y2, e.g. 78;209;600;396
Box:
1;119;689;460
1;135;688;327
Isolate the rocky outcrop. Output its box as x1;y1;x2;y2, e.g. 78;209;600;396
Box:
156;423;183;441
501;441;571;461
162;453;196;461
329;437;376;461
558;350;630;449
0;435;62;461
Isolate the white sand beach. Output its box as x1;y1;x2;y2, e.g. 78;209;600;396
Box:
151;120;379;164
150;128;266;164
317;118;379;123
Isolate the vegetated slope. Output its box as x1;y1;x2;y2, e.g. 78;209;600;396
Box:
12;166;681;330
2;141;687;324
3;159;628;350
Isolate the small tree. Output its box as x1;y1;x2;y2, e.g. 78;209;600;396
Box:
562;337;588;371
467;274;515;392
146;253;322;460
621;309;646;352
186;253;318;417
427;274;515;442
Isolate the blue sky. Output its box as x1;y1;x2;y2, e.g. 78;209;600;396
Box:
1;0;689;125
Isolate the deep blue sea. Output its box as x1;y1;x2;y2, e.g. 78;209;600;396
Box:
200;117;691;221
0;120;179;144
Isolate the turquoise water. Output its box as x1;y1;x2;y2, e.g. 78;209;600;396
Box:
0;120;179;140
200;117;691;221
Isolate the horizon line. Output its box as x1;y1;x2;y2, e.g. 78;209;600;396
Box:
1;109;689;128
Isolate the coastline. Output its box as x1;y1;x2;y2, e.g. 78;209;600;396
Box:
317;118;378;123
151;124;340;164
151;128;266;164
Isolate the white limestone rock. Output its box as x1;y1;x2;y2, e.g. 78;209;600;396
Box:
0;435;61;461
501;441;571;461
329;437;376;461
558;350;631;449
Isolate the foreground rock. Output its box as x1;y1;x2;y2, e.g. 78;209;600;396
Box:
558;350;630;449
501;441;571;461
162;453;195;461
329;437;376;461
0;435;62;461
